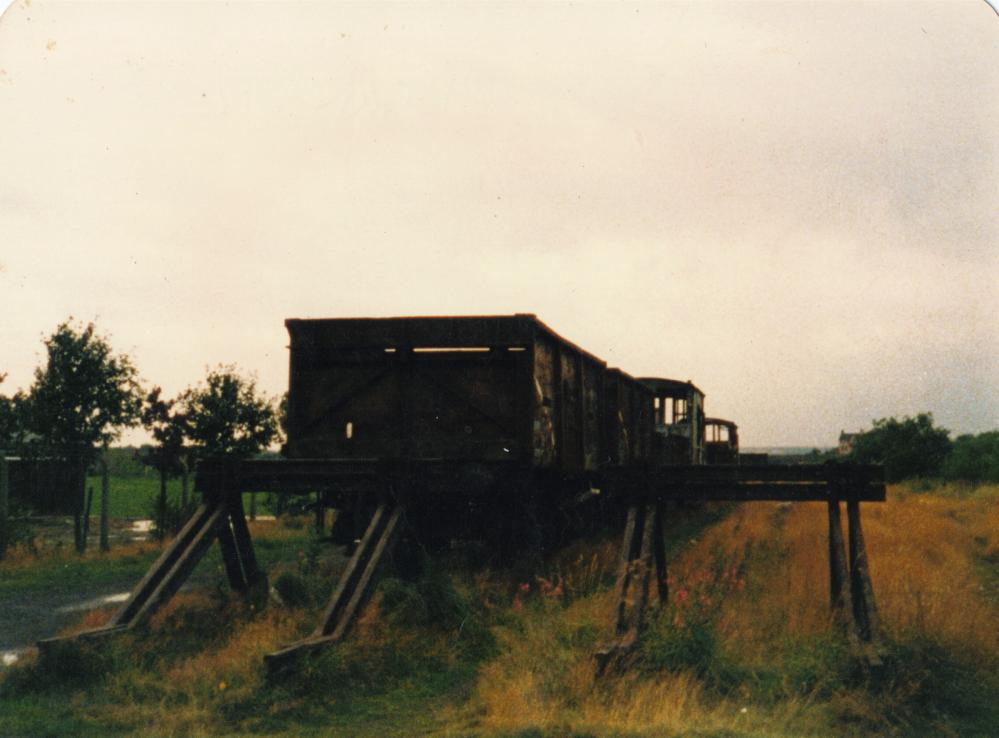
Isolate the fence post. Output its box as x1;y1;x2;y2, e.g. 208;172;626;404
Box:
0;453;9;560
180;456;190;508
74;457;87;554
100;453;110;552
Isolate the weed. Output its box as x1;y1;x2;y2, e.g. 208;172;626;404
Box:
272;571;312;608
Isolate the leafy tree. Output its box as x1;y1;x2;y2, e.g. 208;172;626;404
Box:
182;366;278;459
942;431;999;484
140;387;192;537
0;375;31;453
278;391;289;440
850;413;952;483
22;320;144;551
182;366;279;522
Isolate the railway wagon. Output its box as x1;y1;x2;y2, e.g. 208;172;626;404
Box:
283;314;653;544
603;368;655;467
636;377;705;465
705;418;739;465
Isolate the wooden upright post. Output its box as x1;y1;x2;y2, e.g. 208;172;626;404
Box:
827;501;851;616
629;503;658;637
217;516;249;593
847;500;882;645
613;504;641;635
651;502;669;605
99;453;110;552
74;457;87;554
213;460;266;597
827;500;861;651
0;453;9;560
228;486;266;595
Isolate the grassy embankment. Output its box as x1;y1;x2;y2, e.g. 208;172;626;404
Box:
2;482;999;737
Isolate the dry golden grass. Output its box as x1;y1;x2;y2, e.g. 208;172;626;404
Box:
0;513;307;572
464;484;999;736
247;515;314;541
0;538;159;571
75;590;317;736
864;487;999;654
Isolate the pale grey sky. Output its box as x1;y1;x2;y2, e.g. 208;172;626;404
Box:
1;1;996;447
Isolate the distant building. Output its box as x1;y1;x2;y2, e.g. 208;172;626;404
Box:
838;431;861;457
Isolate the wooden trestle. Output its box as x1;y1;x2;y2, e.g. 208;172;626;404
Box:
37;458;410;673
595;464;886;672
38;460;885;675
38;462;266;653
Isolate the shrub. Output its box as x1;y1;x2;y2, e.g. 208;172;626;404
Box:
942;431;999;484
272;571;312;608
851;413;952;482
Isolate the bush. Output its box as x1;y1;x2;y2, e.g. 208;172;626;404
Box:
379;565;496;661
272;571;312;608
942;431;999;484
851;414;952;483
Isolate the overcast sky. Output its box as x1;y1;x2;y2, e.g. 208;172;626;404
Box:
1;1;996;447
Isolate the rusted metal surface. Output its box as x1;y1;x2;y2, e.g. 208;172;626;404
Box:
604;369;654;466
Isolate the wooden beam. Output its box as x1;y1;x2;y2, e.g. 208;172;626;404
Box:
847;501;883;646
613;505;640;635
827;501;860;651
228;489;265;591
111;502;219;626
652;502;668;605
0;455;8;560
265;501;403;675
217;517;248;593
126;506;224;627
627;503;658;638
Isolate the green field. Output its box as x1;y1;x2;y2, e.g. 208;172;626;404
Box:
85;474;279;520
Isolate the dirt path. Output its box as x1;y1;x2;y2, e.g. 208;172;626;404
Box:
0;576;138;659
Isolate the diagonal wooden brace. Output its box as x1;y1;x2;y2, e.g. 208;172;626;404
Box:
847;500;884;664
265;501;404;675
595;501;665;673
38;462;267;652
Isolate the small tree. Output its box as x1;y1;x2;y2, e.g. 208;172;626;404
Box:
22;320;143;552
0;375;29;453
182;365;278;459
140;387;191;538
850;413;952;483
182;366;279;521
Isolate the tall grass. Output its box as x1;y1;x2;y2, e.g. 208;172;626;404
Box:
3;485;999;737
463;486;999;737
